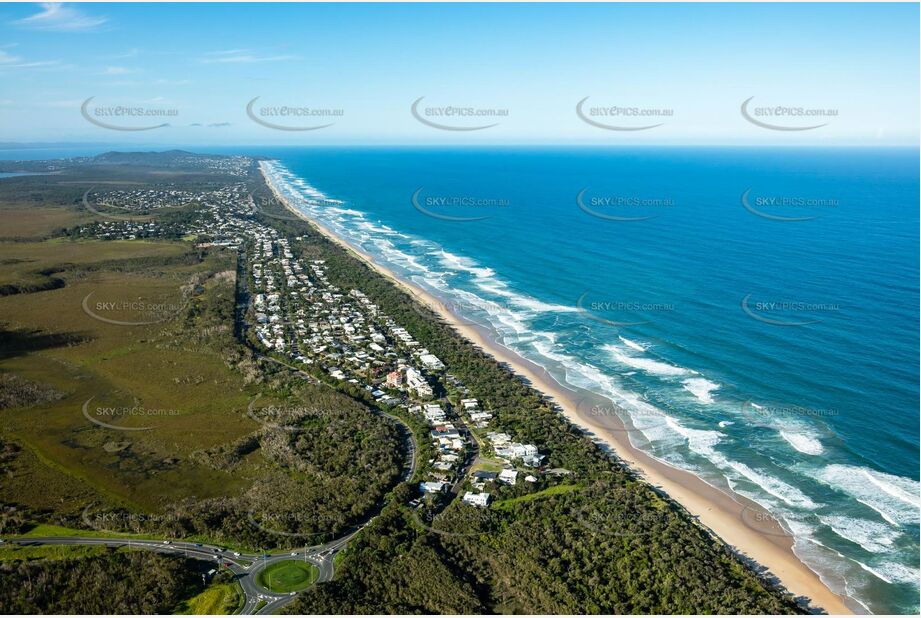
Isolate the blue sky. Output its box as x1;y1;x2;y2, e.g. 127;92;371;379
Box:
0;2;918;145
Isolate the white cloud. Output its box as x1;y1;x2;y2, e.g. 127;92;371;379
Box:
45;98;83;109
154;78;191;86
8;60;60;68
0;49;21;64
100;66;133;75
111;48;139;59
13;3;107;32
0;47;60;69
201;49;293;64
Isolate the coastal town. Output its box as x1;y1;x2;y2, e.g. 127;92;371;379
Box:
3;0;905;612
71;159;549;513
0;149;858;616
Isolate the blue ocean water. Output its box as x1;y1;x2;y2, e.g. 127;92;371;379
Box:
261;147;920;614
3;143;915;612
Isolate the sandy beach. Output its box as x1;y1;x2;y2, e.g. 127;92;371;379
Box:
260;164;855;615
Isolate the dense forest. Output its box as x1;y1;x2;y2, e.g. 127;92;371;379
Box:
0;155;804;614
249;179;803;614
0;550;209;613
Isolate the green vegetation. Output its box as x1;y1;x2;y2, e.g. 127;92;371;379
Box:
0;542;115;562
1;151;803;615
261;177;803;614
0;156;405;556
491;483;581;510
178;580;244;615
16;523;150;539
257;559;318;593
0;550;210;613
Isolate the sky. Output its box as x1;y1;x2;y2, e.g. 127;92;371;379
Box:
0;2;918;146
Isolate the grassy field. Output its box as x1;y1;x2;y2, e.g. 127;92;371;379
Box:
177;581;244;615
0;206;94;239
0;236;260;518
1;155;408;561
0;542;117;562
15;523;152;539
491;483;582;511
256;559;318;593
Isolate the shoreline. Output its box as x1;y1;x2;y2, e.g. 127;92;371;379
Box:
259;162;855;615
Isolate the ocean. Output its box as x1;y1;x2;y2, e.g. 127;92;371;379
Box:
3;144;917;613
258;146;919;614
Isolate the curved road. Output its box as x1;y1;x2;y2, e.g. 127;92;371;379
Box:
9;534;346;615
9;410;417;615
7;353;420;614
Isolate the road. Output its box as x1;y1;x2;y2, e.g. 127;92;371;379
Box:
6;349;421;614
258;351;419;483
9;534;347;615
382;409;418;482
9;409;417;615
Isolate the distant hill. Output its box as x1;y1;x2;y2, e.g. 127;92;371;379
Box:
90;150;272;165
91;149;202;165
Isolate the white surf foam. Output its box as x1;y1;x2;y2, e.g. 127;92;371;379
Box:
604;345;692;377
870;562;921;585
817;465;920;526
434;249;496;280
780;430;825;456
726;460;820;510
618;336;647;352
682;377;720;404
819;515;900;554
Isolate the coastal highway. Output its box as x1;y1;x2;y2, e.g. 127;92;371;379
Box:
8;535;343;615
8;412;418;615
5;351;421;614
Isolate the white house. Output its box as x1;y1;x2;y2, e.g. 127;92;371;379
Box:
462;491;491;508
420;481;448;494
419;353;444;370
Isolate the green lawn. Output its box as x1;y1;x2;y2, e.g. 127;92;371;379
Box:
492;483;582;511
16;523;151;540
15;524;265;554
178;581;243;615
256;560;318;593
0;543;117;562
